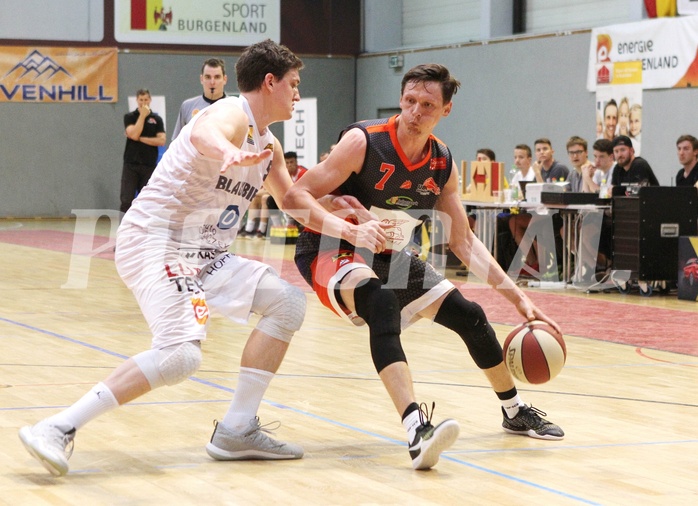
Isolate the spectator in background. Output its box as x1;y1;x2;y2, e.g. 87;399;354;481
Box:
532;138;570;183
510;143;536;193
610;135;659;187
602;99;618;141
476;148;495;163
675;134;698;188
266;151;309;228
565;136;593;193
579;138;616;280
120;89;166;213
172;58;228;140
512;138;568;278
583;138;615;194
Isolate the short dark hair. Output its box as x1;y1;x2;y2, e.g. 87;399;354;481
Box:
592;138;613;155
515;144;532;157
604;98;618;114
400;64;461;104
284;151;297;159
235;39;304;93
136;88;150;97
676;134;698;151
201;58;226;76
566;136;587;151
476;148;496;161
534;138;552;148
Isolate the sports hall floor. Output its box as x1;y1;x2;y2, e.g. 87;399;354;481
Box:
1;218;696;505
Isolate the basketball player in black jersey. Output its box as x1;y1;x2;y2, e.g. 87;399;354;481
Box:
285;64;564;471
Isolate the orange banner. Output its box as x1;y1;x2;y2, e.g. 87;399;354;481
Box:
0;47;118;103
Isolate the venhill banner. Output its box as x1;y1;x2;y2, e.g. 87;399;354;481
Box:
114;0;280;46
0;47;118;103
587;16;698;90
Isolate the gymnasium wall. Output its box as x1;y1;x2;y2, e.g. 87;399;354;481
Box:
2;2;696;217
355;31;698;187
0;52;355;217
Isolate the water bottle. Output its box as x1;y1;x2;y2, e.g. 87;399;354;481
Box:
599;178;609;198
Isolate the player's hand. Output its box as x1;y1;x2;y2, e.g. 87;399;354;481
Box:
582;161;595;179
325;195;377;224
348;220;388;254
533;160;543;175
138;104;150;116
220;148;272;173
516;299;561;335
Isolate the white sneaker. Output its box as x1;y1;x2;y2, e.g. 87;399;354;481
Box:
407;403;460;470
205;418;303;461
19;421;76;476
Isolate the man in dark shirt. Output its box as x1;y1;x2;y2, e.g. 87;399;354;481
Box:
675;134;698;188
532;138;570;183
121;89;166;213
610;135;659;187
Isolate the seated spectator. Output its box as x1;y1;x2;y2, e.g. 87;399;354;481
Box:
238;190;270;239
565;136;593;193
510;144;536;195
267;151;309;228
582;138;616;279
583;139;615;194
675;134;698;188
610;135;659;188
510;139;569;278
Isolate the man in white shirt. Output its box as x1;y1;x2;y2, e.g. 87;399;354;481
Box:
583;138;615;194
20;39;312;477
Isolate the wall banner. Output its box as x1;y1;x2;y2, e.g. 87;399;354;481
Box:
0;47;117;103
587;16;698;90
283;98;317;168
115;0;280;46
595;61;643;155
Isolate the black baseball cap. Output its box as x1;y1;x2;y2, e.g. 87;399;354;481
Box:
612;135;633;148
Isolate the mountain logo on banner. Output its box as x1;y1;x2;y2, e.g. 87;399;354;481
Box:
3;50;71;82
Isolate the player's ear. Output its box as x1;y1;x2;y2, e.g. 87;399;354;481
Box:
443;102;452;117
264;73;275;90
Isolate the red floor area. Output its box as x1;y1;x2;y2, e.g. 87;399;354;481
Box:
2;228;696;357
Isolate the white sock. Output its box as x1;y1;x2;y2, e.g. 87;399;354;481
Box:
257;221;268;234
402;409;422;443
245;219;257;233
222;367;274;432
502;394;524;419
45;382;119;431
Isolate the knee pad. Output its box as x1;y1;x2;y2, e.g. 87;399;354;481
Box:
251;271;306;342
133;341;202;389
353;278;405;373
434;290;502;369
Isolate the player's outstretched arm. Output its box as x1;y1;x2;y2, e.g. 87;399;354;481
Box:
190;101;271;173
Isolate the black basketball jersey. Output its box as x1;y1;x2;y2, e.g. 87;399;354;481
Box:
337;115;453;218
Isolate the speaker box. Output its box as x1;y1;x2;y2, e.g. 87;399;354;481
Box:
612;186;698;281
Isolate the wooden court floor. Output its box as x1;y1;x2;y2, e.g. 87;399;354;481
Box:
1;218;697;505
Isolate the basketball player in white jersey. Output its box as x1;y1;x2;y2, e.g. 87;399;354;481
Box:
20;39;313;476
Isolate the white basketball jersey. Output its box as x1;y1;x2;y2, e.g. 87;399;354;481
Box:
120;95;275;264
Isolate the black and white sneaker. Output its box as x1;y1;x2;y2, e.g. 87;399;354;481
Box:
408;403;460;470
502;405;564;440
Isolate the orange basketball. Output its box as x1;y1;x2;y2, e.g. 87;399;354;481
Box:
502;321;566;384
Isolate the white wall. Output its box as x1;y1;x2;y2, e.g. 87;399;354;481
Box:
0;0;104;41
